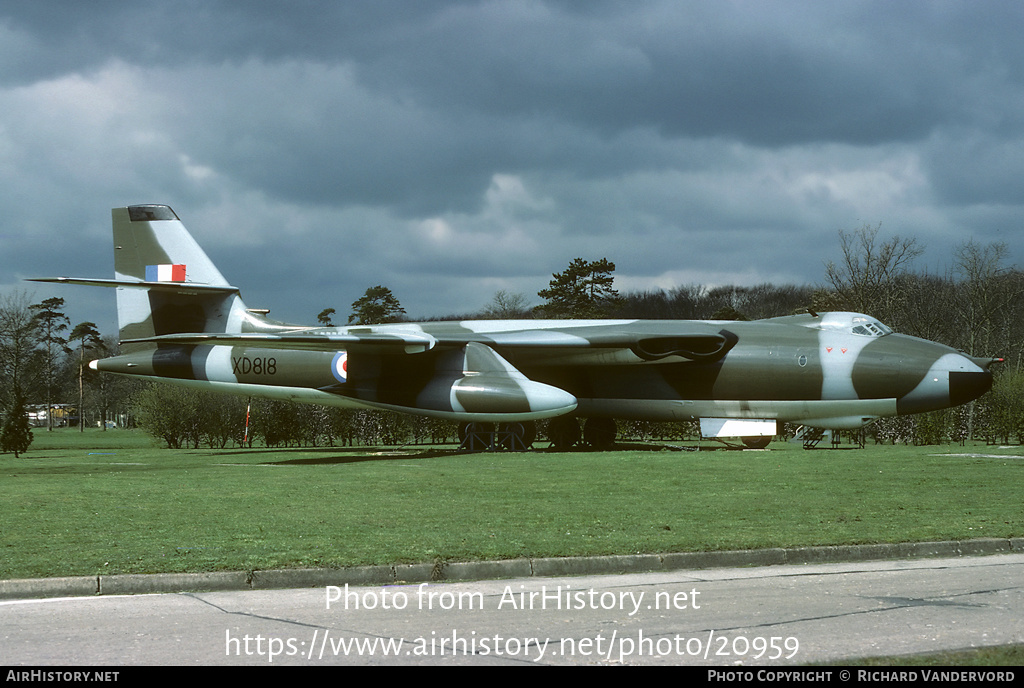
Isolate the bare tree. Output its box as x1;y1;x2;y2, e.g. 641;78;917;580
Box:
953;240;1022;361
0;292;40;407
482;290;530;318
822;223;923;324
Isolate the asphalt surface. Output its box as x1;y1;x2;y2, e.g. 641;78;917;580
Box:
2;539;1023;666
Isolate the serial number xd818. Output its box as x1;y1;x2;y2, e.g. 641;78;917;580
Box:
232;356;277;376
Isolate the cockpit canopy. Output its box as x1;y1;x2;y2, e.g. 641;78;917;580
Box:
849;317;892;337
815;312;893;337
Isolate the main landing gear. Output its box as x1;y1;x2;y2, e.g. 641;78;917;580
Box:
458;421;537;451
546;417;617;450
457;417;620;451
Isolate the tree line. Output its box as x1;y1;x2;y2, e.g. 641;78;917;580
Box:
3;224;1022;452
0;294;126;455
292;224;1024;447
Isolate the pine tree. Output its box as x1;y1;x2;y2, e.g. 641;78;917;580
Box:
317;308;336;326
30;297;70;431
348;286;406;325
537;258;620;318
70;322;104;432
1;386;33;458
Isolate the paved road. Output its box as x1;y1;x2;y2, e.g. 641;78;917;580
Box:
3;553;1022;666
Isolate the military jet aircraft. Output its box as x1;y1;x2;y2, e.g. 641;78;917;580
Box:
33;205;997;449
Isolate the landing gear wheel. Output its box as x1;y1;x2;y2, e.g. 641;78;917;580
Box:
583;418;617;449
458;422;494;450
546;416;581;450
498;421;536;450
741;436;772;449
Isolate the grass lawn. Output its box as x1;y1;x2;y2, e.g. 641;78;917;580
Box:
2;428;1022;579
837;644;1024;667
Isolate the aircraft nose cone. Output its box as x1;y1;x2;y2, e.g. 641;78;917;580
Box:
949;369;993;406
897;353;993;415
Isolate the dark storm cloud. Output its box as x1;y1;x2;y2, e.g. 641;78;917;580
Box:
2;1;1023;327
10;2;1022;142
326;1;1023;147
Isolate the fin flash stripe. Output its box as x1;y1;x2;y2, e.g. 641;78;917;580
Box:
146;264;186;282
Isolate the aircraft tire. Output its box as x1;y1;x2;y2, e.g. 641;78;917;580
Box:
498;421;536;450
546;416;581;450
741;436;772;449
459;422;495;450
583;417;617;449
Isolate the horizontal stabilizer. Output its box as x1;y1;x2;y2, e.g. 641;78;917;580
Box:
28;277;240;294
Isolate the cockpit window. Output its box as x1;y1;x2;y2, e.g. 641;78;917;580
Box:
850;316;892;337
802;312;896;336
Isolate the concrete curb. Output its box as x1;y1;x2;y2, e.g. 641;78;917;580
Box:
3;537;1022;600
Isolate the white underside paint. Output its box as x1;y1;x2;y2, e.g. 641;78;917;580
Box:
577;397;898;426
700;418;777;437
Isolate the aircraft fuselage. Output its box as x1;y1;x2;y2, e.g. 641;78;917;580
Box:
38;205;995;441
94;313;992;430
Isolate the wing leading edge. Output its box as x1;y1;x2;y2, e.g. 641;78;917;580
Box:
120;326;739;363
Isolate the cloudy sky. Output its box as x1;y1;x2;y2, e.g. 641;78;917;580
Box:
2;1;1022;335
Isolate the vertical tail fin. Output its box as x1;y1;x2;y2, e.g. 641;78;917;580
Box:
113;205;249;348
113;205;232;286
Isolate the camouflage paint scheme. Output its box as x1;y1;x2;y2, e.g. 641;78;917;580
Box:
34;206;996;443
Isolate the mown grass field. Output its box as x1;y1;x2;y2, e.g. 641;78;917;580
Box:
3;428;1022;580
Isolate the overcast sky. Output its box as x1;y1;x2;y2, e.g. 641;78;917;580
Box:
3;1;1022;334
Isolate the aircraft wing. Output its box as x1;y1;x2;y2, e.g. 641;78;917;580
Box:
116;325;736;423
122;325;738;362
122;331;440;354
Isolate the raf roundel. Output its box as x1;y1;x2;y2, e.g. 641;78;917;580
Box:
331;351;348;383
